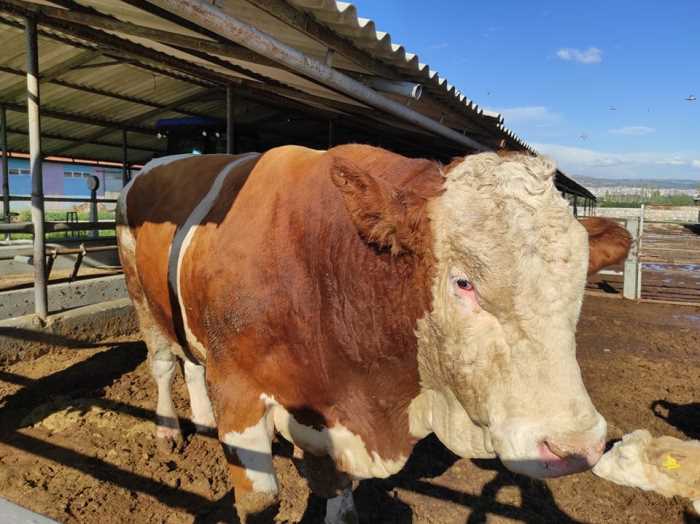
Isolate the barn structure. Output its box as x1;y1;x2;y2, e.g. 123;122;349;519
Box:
0;0;597;321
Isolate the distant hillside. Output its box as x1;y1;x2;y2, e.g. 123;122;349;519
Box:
573;176;699;190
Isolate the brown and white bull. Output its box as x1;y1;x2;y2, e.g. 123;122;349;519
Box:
117;145;630;522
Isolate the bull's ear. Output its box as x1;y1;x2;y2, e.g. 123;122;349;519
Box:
580;217;633;275
330;156;428;255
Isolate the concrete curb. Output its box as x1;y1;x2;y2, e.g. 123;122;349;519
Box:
0;274;127;320
0;497;59;524
0;298;136;365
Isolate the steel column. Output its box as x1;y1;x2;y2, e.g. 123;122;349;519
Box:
149;0;488;152
623;218;641;300
121;129;128;186
226;85;236;154
25;15;47;320
1;105;9;241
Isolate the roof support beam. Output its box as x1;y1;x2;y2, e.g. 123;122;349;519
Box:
0;64;214;119
146;0;488;152
2;101;157;135
5;126;162;153
2;48;101;101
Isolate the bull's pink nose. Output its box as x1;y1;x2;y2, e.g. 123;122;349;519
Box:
543;436;605;469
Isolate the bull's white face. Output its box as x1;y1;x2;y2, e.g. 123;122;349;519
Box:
411;152;606;478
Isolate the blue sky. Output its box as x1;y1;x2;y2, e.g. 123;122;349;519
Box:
350;1;699;180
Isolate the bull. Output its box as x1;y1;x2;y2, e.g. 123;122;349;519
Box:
117;145;631;522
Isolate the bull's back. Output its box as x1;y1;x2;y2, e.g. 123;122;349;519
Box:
117;154;254;342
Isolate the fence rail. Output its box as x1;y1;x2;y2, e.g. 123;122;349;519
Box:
5;195;118;204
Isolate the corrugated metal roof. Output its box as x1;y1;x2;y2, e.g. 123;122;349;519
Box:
0;0;592;198
287;0;527;141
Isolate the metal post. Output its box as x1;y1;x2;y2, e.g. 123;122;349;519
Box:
87;175;99;239
26;16;47;320
637;205;645;300
1;105;9;241
573;195;578;217
226;85;236;154
623;218;640;300
121;129;128;186
328;119;335;149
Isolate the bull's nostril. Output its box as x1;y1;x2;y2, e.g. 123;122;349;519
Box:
543;439;573;460
543;438;605;465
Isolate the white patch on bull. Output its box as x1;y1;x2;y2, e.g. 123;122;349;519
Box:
325;488;357;524
137;153;197;177
222;416;278;494
411;152;607;478
174;225;208;361
173;153;260;363
183;360;216;430
261;394;407;480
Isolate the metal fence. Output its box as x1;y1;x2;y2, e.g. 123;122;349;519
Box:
593;207;700;306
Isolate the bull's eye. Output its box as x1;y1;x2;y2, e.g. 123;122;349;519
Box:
456;279;472;290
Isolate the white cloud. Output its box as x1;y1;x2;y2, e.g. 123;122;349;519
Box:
656;158;685;166
429;42;449;50
608;126;655;136
531;143;700;179
556;47;603;64
487;106;562;127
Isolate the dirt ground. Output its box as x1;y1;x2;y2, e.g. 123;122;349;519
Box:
0;294;698;523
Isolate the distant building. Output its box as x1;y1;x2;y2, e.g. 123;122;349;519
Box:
693;195;700;207
4;158;124;210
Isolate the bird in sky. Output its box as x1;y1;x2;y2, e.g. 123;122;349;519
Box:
685;95;697;102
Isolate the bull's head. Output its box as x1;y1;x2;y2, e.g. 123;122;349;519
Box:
333;151;631;479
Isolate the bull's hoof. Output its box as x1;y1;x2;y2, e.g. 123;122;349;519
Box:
156;427;184;453
325;489;358;524
235;491;279;524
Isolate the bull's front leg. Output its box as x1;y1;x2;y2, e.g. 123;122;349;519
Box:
208;370;279;522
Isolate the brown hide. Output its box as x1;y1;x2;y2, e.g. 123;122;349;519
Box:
579;217;633;275
179;144;444;462
120;155;251;343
